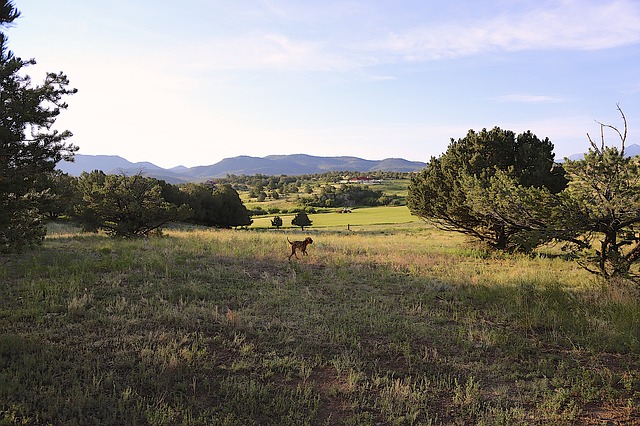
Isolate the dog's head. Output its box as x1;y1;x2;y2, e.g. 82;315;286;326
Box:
304;237;313;245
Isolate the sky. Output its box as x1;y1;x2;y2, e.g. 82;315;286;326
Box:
5;0;640;168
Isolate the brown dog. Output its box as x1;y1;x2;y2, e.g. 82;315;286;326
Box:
287;237;313;260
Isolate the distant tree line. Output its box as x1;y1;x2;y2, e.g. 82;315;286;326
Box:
213;171;412;205
300;183;399;208
44;171;252;237
216;170;412;189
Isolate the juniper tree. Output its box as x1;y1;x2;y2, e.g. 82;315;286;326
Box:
75;172;191;237
407;127;566;251
460;106;640;281
291;211;312;231
207;184;252;228
271;215;283;229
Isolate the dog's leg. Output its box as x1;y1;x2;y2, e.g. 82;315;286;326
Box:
289;246;298;260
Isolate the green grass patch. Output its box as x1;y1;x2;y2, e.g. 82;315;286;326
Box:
374;178;410;197
251;205;421;229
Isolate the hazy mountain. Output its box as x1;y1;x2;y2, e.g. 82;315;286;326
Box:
56;155;191;183
56;155;157;177
561;143;640;161
188;154;389;177
56;153;428;183
58;144;640;183
372;158;430;172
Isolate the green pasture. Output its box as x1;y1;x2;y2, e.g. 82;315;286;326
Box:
251;205;421;229
374;178;410;196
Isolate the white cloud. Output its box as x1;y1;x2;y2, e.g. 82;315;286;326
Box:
34;1;639;77
361;0;640;62
171;1;640;73
182;33;357;72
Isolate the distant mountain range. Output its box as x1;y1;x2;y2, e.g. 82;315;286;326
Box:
56;154;429;184
562;143;640;161
56;145;640;184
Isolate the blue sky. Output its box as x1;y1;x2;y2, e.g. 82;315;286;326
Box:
7;0;640;168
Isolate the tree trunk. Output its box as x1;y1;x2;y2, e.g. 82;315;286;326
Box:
492;224;508;250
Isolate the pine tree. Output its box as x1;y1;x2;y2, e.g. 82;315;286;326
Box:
0;1;77;252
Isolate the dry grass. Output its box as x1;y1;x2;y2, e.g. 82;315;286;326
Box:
0;222;638;425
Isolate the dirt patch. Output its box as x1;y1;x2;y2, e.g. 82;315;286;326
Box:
310;366;351;425
578;403;640;425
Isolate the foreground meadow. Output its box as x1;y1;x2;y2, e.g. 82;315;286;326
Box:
1;223;639;425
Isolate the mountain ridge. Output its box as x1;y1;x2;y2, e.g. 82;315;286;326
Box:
57;145;640;184
56;153;428;184
562;143;640;161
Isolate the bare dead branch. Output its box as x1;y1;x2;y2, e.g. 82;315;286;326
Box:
617;103;628;155
592;104;627;156
587;132;600;154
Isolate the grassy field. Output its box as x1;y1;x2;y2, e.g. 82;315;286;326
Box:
251;206;421;229
374;179;412;197
1;219;639;425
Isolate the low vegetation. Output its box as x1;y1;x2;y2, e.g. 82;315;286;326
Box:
1;221;638;425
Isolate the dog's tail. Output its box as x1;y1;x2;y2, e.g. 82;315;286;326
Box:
287;237;292;245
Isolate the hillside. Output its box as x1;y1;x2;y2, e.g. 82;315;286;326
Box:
56;153;428;183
